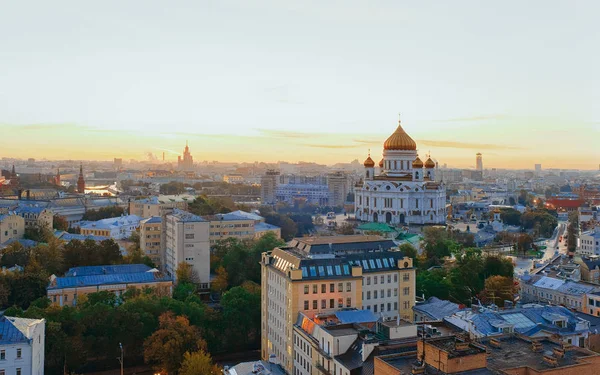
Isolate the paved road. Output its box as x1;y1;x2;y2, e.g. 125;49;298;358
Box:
511;221;568;276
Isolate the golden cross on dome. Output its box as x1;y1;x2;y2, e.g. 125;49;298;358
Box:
368;148;371;157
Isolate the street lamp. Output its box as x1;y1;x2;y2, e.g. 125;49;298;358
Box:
117;342;124;375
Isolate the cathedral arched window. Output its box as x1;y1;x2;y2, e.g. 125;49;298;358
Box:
366;170;370;178
415;172;419;180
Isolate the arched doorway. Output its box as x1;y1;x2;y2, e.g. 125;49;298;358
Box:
385;212;392;223
373;212;378;222
399;213;405;224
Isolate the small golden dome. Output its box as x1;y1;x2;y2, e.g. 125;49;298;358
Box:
425;157;435;168
412;157;424;168
364;156;375;167
378;159;384;168
383;120;417;151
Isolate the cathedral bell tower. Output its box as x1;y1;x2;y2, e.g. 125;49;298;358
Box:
363;152;375;180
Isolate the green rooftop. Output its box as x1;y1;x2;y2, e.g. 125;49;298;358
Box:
357;222;397;233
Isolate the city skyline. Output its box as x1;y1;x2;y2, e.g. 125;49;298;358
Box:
1;1;598;169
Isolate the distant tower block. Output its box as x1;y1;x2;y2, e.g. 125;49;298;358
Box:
476;153;483;171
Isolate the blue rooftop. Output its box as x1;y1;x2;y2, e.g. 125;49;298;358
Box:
143;216;162;224
55;231;109;242
1;238;38;248
334;309;378;324
255;222;281;232
0;316;44;344
170;208;205;222
49;271;171;290
65;264;153;277
413;297;461;321
14;205;46;214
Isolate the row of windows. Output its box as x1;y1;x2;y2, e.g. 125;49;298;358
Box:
0;348;22;360
359;197;436;209
0;369;22;375
364;301;410;312
364;274;403;285
304;282;351;294
303;298;351;310
365;289;397;299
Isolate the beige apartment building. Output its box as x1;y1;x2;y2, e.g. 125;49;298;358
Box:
15;206;54;230
128;194;193;218
0;213;25;244
261;236;416;374
208;210;281;245
165;209;211;290
140;217;163;267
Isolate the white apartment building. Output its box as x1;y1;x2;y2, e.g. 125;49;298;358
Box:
165;209;210;289
79;214;142;240
0;316;45;375
580;230;600;256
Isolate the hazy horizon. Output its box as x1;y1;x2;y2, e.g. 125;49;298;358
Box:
1;1;598;169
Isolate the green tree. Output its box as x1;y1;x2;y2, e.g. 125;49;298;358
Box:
221;286;261;350
144;312;207;375
24;225;52;243
179;350;221;375
500;208;522;226
159;181;186;195
53;215;70;231
176;262;200;285
0;242;31;268
482;256;514;278
336;222;355;235
398;243;418;260
260;211;298;241
33;237;64;275
211;266;228;293
479;275;516;306
82;206;125;221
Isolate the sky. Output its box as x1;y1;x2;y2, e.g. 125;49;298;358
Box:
0;0;598;169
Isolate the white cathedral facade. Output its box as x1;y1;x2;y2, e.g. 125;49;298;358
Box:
354;119;446;225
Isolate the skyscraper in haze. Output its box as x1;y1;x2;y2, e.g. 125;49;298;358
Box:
177;141;194;171
476;153;483;171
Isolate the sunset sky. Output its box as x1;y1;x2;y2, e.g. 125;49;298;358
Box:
1;1;598;169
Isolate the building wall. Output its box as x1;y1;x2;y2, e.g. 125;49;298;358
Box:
254;227;282;240
374;356;403;375
165;216;210;288
580;232;600;256
0;319;45;375
417;340;486;374
260;171;279;205
209;219;255;245
140;221;163;267
129;200;188;218
0;214;25;243
583;294;600;317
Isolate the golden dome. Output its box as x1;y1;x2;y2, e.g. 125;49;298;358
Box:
383;120;417;151
364;155;375;167
378;159;384;168
412;156;424;168
425;157;435;168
